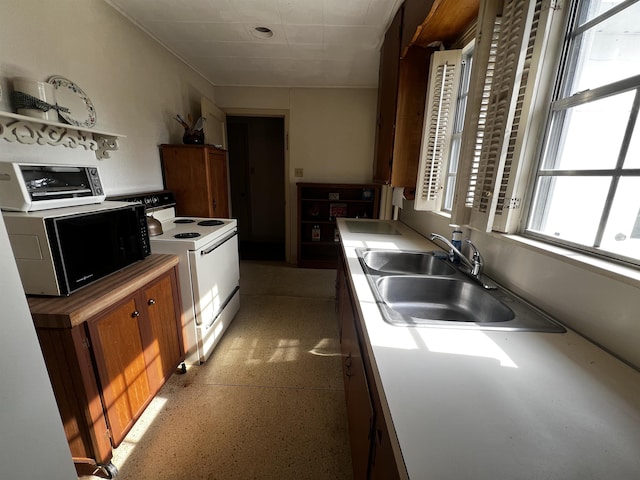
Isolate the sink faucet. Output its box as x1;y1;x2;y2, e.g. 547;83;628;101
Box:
429;233;484;278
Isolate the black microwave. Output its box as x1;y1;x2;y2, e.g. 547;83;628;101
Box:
2;201;150;296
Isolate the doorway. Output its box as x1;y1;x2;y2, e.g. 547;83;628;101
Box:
227;116;286;261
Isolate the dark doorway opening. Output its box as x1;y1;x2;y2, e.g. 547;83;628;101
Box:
227;116;286;261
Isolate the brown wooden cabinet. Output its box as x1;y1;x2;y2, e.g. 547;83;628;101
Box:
297;183;380;268
160;144;230;218
373;5;402;186
401;0;436;55
373;0;478;193
373;4;433;192
337;253;403;480
338;263;375;480
29;255;184;475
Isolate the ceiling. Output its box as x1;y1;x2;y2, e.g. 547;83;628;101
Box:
105;0;403;88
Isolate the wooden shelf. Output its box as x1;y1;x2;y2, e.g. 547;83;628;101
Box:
297;182;380;269
0;111;125;160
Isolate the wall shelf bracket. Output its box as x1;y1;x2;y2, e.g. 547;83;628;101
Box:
0;111;125;160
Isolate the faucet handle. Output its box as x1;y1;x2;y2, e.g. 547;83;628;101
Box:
465;240;484;276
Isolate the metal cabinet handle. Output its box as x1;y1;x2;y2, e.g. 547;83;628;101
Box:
131;310;140;318
148;298;156;306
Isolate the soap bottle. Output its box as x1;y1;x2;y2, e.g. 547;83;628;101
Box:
451;227;463;263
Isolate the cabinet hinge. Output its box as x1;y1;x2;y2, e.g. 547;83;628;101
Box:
82;337;91;350
507;197;521;209
105;428;112;440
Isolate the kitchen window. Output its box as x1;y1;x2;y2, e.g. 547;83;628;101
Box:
443;47;474;212
525;0;640;265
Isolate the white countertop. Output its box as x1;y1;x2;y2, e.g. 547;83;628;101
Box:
337;218;640;480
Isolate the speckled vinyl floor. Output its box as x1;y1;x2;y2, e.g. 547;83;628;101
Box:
80;261;353;480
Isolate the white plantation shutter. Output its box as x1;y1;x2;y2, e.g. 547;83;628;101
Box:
491;0;559;233
469;0;537;231
464;17;501;208
414;49;463;211
450;0;505;226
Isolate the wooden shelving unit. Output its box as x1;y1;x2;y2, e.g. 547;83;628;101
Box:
297;182;380;268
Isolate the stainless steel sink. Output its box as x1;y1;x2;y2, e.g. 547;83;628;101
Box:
375;276;514;323
360;250;456;275
356;248;566;333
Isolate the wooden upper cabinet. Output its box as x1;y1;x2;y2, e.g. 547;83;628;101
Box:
161;144;230;218
373;26;432;189
373;5;403;185
390;45;433;192
401;0;436;56
413;0;480;49
373;0;479;192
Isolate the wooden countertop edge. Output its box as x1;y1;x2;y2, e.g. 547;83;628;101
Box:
28;254;180;329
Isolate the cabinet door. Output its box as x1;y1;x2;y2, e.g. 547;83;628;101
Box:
340;272;374;480
373;5;403;184
141;271;183;392
161;146;212;217
369;415;402;480
87;297;151;447
207;150;229;217
391;46;431;190
36;326;112;464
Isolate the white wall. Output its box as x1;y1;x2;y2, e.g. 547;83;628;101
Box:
400;205;640;370
215;86;378;262
0;216;77;480
0;1;219;475
0;0;217;195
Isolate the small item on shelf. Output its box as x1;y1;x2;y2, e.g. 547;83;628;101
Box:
329;202;347;220
308;203;320;217
312;225;321;241
328;192;340;200
334;228;340;242
12;78;62;122
48;75;97;128
175;113;205;144
362;188;373;200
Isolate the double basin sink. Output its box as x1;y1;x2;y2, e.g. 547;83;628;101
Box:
357;249;565;333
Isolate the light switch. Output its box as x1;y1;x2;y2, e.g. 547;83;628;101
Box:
295;168;304;177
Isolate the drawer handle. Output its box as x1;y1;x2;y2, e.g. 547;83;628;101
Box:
131;310;140;318
148;298;156;306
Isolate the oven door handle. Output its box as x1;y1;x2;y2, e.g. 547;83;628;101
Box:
201;229;238;256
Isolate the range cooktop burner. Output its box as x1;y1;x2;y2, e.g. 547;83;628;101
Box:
174;218;195;224
198;220;225;226
174;232;201;239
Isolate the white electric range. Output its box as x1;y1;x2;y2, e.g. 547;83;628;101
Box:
113;191;240;365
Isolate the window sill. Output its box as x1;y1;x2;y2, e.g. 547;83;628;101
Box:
494;232;640;289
